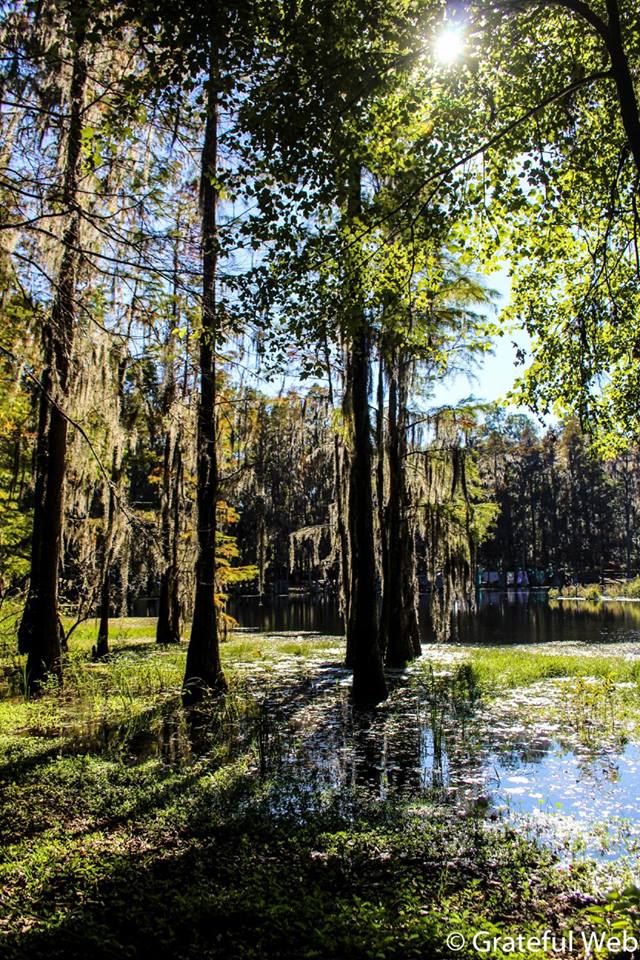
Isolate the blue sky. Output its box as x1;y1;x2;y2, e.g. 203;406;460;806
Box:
429;268;533;412
430;332;528;407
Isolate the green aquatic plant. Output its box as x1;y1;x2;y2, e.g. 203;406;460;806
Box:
605;577;640;600
464;649;640;691
568;674;617;743
555;578;640;602
583;584;603;602
585;885;640;939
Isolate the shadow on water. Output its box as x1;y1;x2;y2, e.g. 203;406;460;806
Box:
221;654;640;862
18;591;640;862
16;653;638;865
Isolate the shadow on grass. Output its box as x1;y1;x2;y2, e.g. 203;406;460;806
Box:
1;769;572;960
1;662;588;960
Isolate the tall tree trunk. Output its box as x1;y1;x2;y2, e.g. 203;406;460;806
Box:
157;351;182;643
380;354;398;659
343;162;387;706
17;26;88;691
95;347;129;658
157;213;184;644
169;442;183;631
257;507;267;598
324;335;350;627
156;432;182;645
94;450;118;658
376;350;390;652
183;46;226;705
255;407;268;599
382;349;421;666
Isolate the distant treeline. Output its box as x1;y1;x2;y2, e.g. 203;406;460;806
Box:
3;383;634;610
475;413;640;582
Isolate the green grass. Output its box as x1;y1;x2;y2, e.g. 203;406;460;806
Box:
68;615;160;648
459;647;640;691
417;646;640;749
221;633;343;663
0;612;343;741
0;722;582;960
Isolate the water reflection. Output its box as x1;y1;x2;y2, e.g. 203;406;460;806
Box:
42;697;254;768
229;594;344;635
55;704;197;765
229;591;640;648
38;592;640;865
244;661;640;862
456;592;640;646
81;659;637;861
29;654;638;872
224;596;640;853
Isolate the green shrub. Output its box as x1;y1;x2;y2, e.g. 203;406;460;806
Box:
583;583;603;602
605;576;640;599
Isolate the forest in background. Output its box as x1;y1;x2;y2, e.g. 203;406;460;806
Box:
5;392;640;616
1;0;640;706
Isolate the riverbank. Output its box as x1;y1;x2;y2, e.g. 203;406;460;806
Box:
551;577;640;604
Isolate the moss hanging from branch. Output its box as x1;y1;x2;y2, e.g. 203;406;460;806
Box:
414;407;497;642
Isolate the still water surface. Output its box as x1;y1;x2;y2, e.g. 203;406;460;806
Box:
227;592;640;871
71;595;640;873
228;590;640;648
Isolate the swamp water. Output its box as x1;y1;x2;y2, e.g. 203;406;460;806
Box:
232;650;640;874
226;593;640;877
26;594;640;880
228;588;640;646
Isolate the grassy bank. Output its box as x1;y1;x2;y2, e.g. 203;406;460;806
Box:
463;647;640;689
0;614;342;737
419;647;640;746
0;748;578;960
551;576;640;602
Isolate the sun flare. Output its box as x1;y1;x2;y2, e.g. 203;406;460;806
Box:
433;27;465;65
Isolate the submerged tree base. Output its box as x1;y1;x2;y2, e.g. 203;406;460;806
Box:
181;671;228;707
